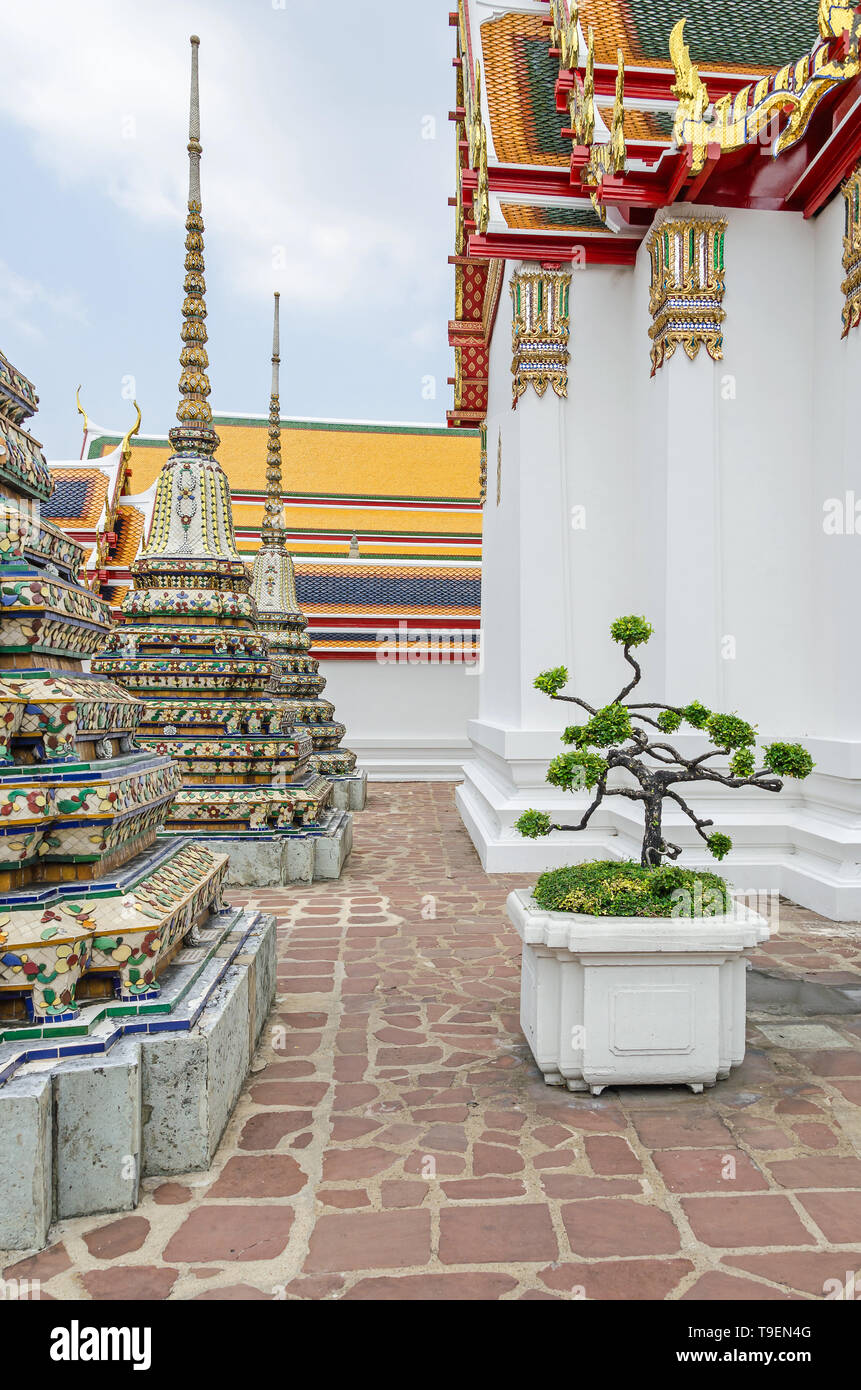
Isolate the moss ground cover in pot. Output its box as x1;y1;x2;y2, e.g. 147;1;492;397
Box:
532;860;732;918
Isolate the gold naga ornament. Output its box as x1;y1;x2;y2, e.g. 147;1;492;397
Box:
567;29;626;222
478;421;487;506
647;218;727;376
841;164;861;336
549;0;580;71
510;267;572;405
670;8;861;177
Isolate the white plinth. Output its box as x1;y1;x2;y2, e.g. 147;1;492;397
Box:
507;890;769;1094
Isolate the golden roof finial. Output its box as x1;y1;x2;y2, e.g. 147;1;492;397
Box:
583;26;595;146
610;48;626;172
76;384;89;459
121;400;142;463
171;34;217;456
260;292;286;547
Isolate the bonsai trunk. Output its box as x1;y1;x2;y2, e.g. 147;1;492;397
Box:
642;793;664;867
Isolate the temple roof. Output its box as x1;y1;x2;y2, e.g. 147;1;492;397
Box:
48;415;481;657
448;0;861;423
576;0;818;70
43;467;109;528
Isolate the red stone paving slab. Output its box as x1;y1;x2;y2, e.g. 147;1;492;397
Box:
152;1182;193;1205
795;1191;861;1243
584;1135;642;1175
681;1195;815;1248
304;1210;431;1272
766;1156;861;1189
726;1250;861;1296
206;1154;306;1199
80;1267;179;1300
540;1259;694;1300
562;1199;681;1257
680;1272;799;1300
163;1206;295;1263
342;1273;518;1300
438;1204;558;1264
194;1284;271;1300
631;1111;734;1149
81;1216;149;1260
652;1148;769;1193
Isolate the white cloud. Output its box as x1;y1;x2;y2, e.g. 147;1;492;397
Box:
0;261;88;340
0;0;448;314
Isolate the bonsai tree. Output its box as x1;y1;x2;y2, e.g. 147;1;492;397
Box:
516;615;814;868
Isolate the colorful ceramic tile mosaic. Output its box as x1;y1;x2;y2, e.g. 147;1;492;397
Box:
0;346;225;1026
91;39;334;838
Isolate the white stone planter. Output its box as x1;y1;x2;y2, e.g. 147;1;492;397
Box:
507;890;769;1094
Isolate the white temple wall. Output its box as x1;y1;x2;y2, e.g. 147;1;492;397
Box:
810;191;861;742
318;658;478;780
478;264;523;728
457;193;861;916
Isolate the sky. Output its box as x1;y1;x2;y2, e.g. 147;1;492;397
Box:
0;0;457;458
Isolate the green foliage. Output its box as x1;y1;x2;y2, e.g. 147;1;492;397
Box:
534;666;568;696
707;712;756;751
561;725;585;746
647;864;690;897
707;832;733;861
515;809;552;839
763;742;815;779
532;860;732;918
546;750;608;791
683;701;711;729
581;703;632;748
656;709;682;733
729;748;756;778
610;615;653;647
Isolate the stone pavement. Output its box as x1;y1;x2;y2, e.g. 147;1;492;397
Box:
6;783;861;1301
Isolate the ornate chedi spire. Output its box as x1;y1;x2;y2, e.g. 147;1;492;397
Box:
143;35;238;560
250;296;363;795
261;292;286;547
93;39;348;872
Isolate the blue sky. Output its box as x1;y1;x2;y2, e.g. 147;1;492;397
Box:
0;0;456;457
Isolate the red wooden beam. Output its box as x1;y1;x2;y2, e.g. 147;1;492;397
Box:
462;165;574;200
468;231;640;265
682;148;721;201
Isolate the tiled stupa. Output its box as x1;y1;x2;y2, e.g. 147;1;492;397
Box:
249;295;367;812
93;38;350;882
0;347;227;1024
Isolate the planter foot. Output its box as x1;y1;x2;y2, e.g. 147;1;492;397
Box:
565;1079;589;1092
589;1085;605;1096
688;1083;705;1094
543;1071;565;1087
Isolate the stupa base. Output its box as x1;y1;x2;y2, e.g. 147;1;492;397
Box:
0;905;275;1252
158;807;353;884
329;769;367;811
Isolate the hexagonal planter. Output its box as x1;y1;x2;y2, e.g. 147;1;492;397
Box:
507;889;769;1094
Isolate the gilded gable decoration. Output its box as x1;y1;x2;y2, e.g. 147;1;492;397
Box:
510;267;572;405
647;218;727;376
841;164;861;336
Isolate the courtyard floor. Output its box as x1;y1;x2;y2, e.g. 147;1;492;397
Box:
7;783;861;1301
